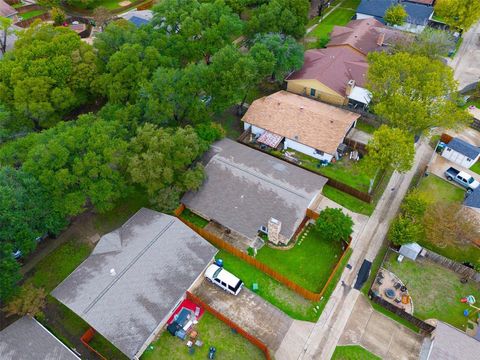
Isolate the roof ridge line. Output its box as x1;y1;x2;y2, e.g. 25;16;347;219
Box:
82;218;176;315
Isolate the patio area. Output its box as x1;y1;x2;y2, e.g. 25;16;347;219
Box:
371;267;413;315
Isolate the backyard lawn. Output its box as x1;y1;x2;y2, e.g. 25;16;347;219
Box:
67;0;123;10
384;252;480;330
322;185;374;216
256;225;346;293
307;0;361;48
141;312;265;360
20;10;46;20
179;208;209;228
216;250;322;322
417;174;465;204
331;345;380;360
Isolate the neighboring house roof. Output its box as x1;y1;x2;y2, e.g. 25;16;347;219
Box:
242;91;360;154
0;0;16;18
52;209;217;359
328;18;408;55
404;0;434;5
447;137;480;159
0;316;80;360
286;47;368;97
182;138;328;241
357;0;434;25
427;321;480;360
464;187;480;209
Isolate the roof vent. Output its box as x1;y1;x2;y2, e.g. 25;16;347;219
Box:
294;135;299;140
300;106;304;110
110;268;116;276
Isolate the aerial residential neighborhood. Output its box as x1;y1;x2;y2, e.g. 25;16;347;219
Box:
0;0;480;360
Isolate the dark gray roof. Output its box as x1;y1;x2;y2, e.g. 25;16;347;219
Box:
51;209;217;359
182;139;327;240
464;187;480;208
428;321;480;360
357;0;433;25
0;316;80;360
447;137;480;159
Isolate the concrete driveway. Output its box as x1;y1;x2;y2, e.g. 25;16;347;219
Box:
450;21;480;90
427;153;480;186
447;127;480;147
193;279;293;352
315;196;369;246
339;295;424;360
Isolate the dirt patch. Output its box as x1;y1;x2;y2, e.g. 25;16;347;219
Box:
119;1;131;6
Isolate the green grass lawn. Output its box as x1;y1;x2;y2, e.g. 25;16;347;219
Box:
308;0;360;48
417;174;465;204
141;312;265;360
20;9;46;20
216;250;322;322
384;252;480;330
256;225;345;293
213;111;243;139
470;161;480;175
331;345;380;360
27;239;91;292
180;208;209;228
67;0;122;10
355;119;377;135
322;185;374;216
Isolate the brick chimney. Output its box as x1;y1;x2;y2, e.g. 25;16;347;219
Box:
345;79;355;96
377;32;385;46
267;218;282;244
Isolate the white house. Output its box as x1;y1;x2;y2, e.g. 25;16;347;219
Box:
441;137;480;169
242;91;360;163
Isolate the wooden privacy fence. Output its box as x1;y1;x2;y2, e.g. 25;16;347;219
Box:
176;204;351;302
423;249;480;282
186;291;271;360
368;290;436;334
80;328;107;360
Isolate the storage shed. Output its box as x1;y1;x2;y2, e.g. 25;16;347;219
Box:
399;243;423;261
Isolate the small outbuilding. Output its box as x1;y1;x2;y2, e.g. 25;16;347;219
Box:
399;242;423;261
52;208;217;359
441;137;480;169
0;316;80;360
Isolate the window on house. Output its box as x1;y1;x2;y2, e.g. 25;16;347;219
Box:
467;158;472;162
446;148;451;151
315;149;324;156
310;88;316;97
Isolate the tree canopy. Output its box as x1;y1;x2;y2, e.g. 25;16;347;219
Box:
315;207;353;243
367;52;468;135
392;28;455;59
435;0;480;30
246;0;309;39
0;24;97;130
384;4;407;26
128;124;209;211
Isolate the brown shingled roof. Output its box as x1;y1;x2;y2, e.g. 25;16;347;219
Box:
242;91;360;154
405;0;434;5
328;18;407;55
286;47;368;97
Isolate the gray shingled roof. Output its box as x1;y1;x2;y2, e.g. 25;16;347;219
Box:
0;316;80;360
182;139;327;240
357;0;433;25
51;209;217;359
464;187;480;208
447;137;480;159
428;321;480;360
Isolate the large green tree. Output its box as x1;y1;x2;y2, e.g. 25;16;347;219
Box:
0;24;97;130
315;207;353;243
367;52;468;135
128;124;208;211
435;0;480;30
365;125;415;173
247;0;309;39
252;33;304;81
20;116;130;217
0;16;13;55
0;249;20;301
384;4;407;26
392;28;455;59
152;0;243;64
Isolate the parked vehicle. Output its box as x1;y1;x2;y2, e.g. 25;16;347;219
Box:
205;264;243;295
445;167;479;192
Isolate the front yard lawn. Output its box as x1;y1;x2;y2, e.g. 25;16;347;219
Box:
256;225;346;293
470;161;480;175
417;174;465;204
141;312;265;360
331;345;380;360
307;0;360;48
384;252;480;330
216;250;322;322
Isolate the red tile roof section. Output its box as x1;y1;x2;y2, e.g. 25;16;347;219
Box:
286;47;368;97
